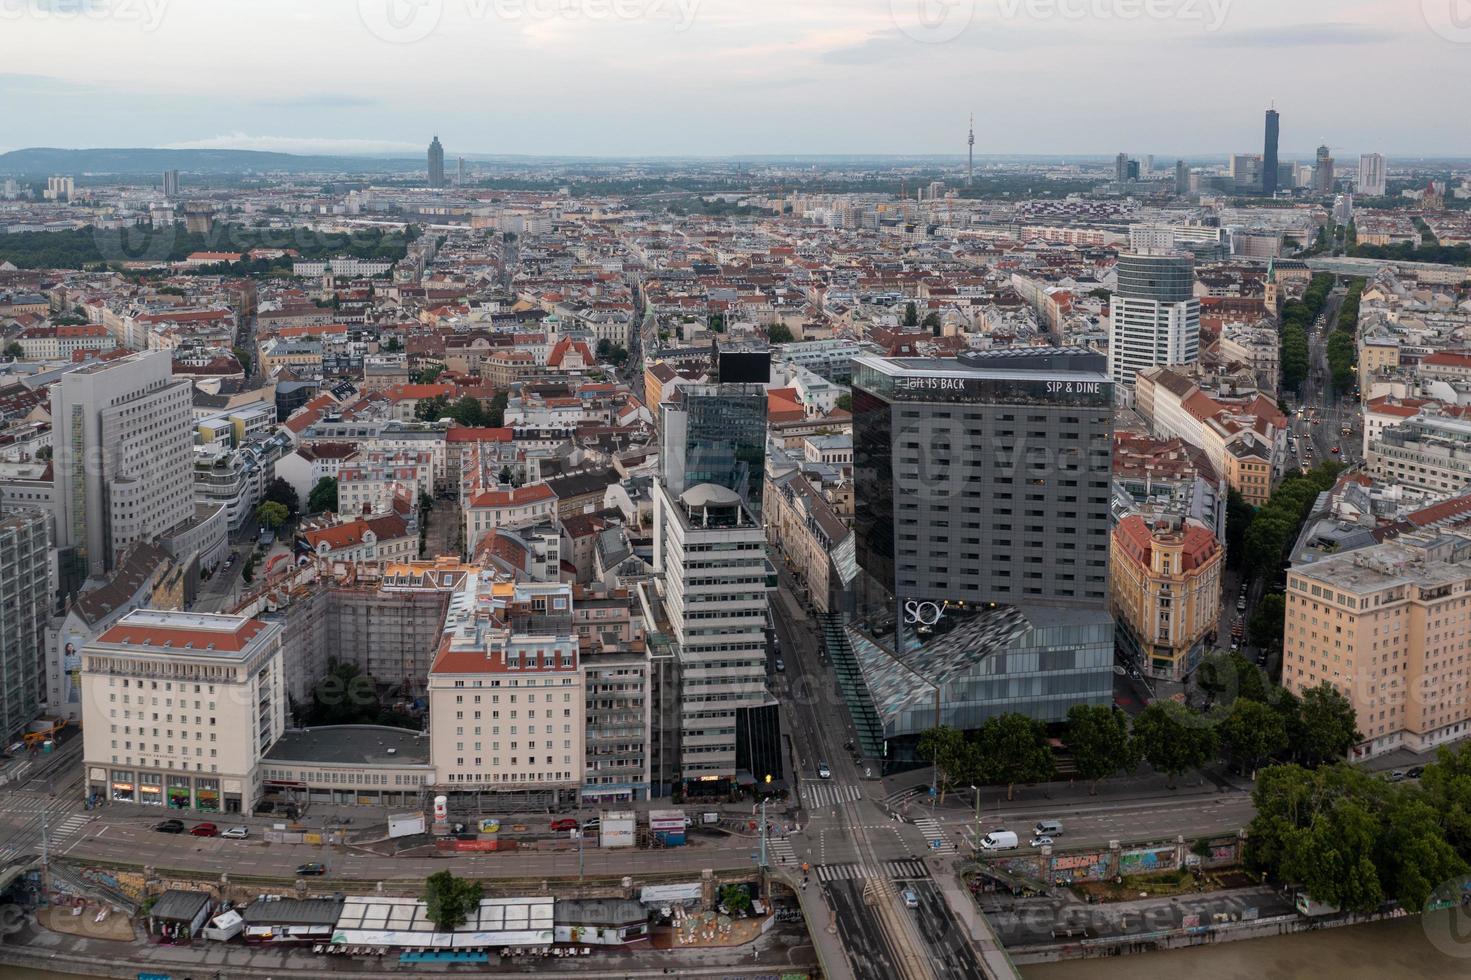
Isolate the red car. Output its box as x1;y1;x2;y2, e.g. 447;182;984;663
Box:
190;822;219;837
550;818;578;832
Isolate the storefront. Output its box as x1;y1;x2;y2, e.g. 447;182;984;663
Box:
139;773;164;806
109;769;135;802
168;776;193;809
195;778;220;813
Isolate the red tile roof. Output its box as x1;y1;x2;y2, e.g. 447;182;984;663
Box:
98;619;269;652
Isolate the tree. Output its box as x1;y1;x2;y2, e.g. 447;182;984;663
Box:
903;302;918;327
765;323;794;344
1132;700;1216;788
718;884;752;915
1219;698;1288;778
263;477;300;517
916;726;979;804
256;501;289;531
1422;743;1471;860
415;394;451;421
1194;651;1268;706
307;477;338;514
1375;793;1468;913
975;713;1055;801
424;870;483;932
1295;683;1362;768
3;341;22;359
382;336;403;352
1225;490;1255;571
1249;594;1286;651
231;345;253;376
835;392;853;412
1065;704;1139;794
450;395;486;427
922;312;942;335
1284;794;1384;913
485;390;509;428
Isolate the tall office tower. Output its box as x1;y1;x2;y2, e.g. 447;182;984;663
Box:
1314;144;1335;195
427;135;446;188
1175;160;1191;196
1263;108;1280;196
51;351;196;578
1230;154;1263;193
457;157;465;186
1108;251;1201;388
1359;153;1387;197
651;481;775;795
1115;153;1130;183
0;513;49;740
849;348;1116;730
658;352;769;514
967;113;975;186
1143;155;1154;175
162;169;180;199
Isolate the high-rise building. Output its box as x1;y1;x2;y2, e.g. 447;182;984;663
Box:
80;610;285;812
1115;152;1130;183
0;513;49;740
457;156;465;186
967;113;975;186
44;176;74;201
1230;154;1263;193
1284;536;1471;759
1175;160;1191;196
51;351;197;578
1358;153;1387;197
651;481;774;793
427;136;446;188
162;169;180;199
848;348;1116;733
1314;145;1335;195
1262;108;1280;196
1108;251;1201;388
658;382;768;515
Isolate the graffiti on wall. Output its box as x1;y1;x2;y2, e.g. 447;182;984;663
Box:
1050;852;1109;882
1120;848;1176;874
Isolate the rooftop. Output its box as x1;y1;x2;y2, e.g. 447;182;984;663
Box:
263;726;431;766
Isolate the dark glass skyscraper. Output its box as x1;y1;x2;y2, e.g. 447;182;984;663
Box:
427;136;445;188
658;384;768;514
1263;108;1280;196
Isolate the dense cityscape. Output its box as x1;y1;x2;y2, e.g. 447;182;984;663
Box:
2;4;1471;979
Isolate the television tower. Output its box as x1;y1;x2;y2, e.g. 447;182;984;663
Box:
967;113;975;186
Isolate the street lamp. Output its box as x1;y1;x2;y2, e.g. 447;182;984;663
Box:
971;785;980;827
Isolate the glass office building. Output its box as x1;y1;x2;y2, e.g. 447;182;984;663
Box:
659;384;768;515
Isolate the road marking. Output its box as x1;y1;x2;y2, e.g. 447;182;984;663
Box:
816;862;866;882
768;835;798;867
914;817;958;854
801;781;862;809
887;859;930;880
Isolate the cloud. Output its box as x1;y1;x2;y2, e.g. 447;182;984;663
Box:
1196;22;1392;48
255;95;380;110
163;133;422;155
820;24;1058;65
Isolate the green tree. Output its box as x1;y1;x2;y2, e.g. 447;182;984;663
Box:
916;725;979;804
718;884;752;915
903;302;918;327
1225;490;1255;571
1249;593;1286;651
382;336;403;352
1422;742;1471;859
765;323;794;344
415;394;451;421
975;713;1055;801
922;312;942;335
835;392;853;412
263;477;300;517
450;395;486;427
1219;698;1288;778
3;341;22;359
1283;794;1384;913
1375;793;1468;912
1295;683;1362;768
307;477;338;514
231;345;253;376
1065;704;1139;794
1132;701;1217;788
424;870;483;932
256;500;289;531
485;390;509;427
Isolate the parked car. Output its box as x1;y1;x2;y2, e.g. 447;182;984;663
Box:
221;826;249;839
1406;766;1425;779
1388;769;1408;782
190;822;219;837
295;863;326;876
817;762;832;779
582;817;601;831
550;818;578;832
154;819;185;834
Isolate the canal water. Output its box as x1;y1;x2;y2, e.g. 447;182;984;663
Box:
1023;913;1471;979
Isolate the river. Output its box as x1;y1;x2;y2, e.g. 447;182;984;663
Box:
1023;914;1471;979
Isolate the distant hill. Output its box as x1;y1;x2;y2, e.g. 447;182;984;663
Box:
0;147;423;176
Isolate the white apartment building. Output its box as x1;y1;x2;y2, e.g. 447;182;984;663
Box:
337;450;433;517
1359;153;1388;198
652;481;773;792
81;610;286;814
1108;252;1201;389
51;351;198;577
427;577;585;807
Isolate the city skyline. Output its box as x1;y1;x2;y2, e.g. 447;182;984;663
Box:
1;0;1468;156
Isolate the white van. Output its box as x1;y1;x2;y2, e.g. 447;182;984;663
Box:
979;830;1019;851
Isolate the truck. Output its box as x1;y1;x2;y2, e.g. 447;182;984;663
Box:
979;830;1019;851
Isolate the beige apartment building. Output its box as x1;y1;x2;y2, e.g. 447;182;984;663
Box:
1110;515;1224;681
81;610;285;814
1284;536;1471;759
427;577;585;807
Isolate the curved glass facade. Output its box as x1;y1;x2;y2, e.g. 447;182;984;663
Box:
1115;253;1196;303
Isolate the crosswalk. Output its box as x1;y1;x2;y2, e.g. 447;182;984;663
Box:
815;859;933;883
881;785;925;809
767;835;798;867
0;795;53;815
914;816;958;854
801;781;863;808
51;813;90;845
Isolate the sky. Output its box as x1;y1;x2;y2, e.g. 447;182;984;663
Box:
1;0;1469;158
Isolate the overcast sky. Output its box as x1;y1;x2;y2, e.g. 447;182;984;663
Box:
1;0;1467;158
